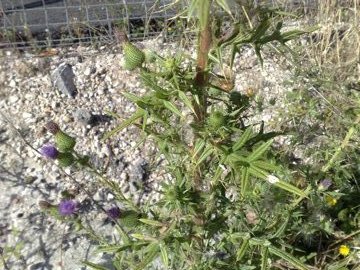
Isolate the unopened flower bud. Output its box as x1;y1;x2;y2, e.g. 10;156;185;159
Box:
57;152;75;167
208;111;226;130
38;200;53;210
45;121;60;134
123;42;145;70
107;206;121;219
319;179;332;190
55;131;76;152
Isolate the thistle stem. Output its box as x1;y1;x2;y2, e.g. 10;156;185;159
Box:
193;3;212;123
192;0;212;189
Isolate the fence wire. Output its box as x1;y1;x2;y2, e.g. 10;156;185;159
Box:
0;0;318;49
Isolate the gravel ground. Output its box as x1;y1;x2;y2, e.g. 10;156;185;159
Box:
0;38;294;269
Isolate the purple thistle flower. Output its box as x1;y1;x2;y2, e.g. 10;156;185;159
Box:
319;179;332;190
58;200;78;216
40;145;59;159
107;206;121;219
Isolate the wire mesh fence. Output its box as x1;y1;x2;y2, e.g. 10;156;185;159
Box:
0;0;319;50
0;0;183;49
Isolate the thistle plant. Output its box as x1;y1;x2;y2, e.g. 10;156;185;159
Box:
96;1;318;269
36;1;360;270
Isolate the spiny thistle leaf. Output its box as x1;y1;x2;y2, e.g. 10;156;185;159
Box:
236;238;250;262
208;110;226;130
247;139;273;162
135;242;159;270
233;127;253;151
252;160;279;172
281;26;319;43
82;261;109;270
271;180;307;197
178;91;196;115
270;216;289;239
139;219;164;227
131;234;157;241
102;109;145;141
268;246;310;270
250;19;271;43
240;167;250;196
248;165;306;197
261;246;269;270
159;242;169;267
192;139;206;160
163;100;183;118
196;145;215;166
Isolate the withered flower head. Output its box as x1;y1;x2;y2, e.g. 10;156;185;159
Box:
44;121;60;134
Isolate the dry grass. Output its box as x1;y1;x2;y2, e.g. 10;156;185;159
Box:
303;0;359;80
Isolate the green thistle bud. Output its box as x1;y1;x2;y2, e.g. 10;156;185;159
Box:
120;211;140;227
208;111;226;130
144;50;157;63
57;152;75;167
39;200;63;220
163;57;175;70
161;57;177;77
123;42;145;70
55;131;76;152
338;208;349;221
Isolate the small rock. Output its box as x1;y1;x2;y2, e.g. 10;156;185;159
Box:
8;95;19;103
24;93;35;101
9;79;16;88
63;115;73;123
51;63;77;98
84;67;92;76
16;61;33;76
73;108;94;126
22;112;34;119
84;66;96;76
129;158;149;184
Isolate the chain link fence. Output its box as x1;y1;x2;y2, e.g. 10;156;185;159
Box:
0;0;318;49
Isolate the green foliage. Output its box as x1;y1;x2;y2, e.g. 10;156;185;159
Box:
37;1;360;270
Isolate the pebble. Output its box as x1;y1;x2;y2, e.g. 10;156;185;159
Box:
8;95;19;103
73;108;94;126
24;93;35;101
22;112;34;119
9;79;16;88
83;67;92;76
51;63;77;98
